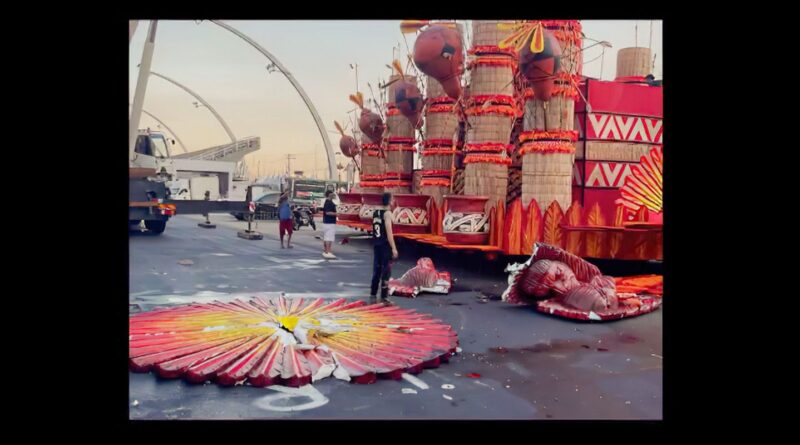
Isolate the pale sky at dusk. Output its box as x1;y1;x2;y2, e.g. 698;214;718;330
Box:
129;20;662;179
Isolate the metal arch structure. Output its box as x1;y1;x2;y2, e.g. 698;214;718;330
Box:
208;20;336;180
149;71;237;144
135;106;189;153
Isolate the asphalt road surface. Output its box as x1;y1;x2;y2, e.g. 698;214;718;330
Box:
129;214;663;420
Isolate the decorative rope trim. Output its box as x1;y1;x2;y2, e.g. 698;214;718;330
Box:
468;45;518;58
420;169;452;177
420;178;452;187
519;141;576;155
464;105;517;117
463;154;512;165
420;148;458;156
466;94;516;107
386;137;417;145
464;143;514;154
518;130;579;143
422;139;455;148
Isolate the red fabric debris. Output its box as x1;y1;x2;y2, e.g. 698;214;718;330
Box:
388;258;452;298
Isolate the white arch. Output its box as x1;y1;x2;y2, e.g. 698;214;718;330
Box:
208;20;336;180
149;71;236;144
137;106;189;153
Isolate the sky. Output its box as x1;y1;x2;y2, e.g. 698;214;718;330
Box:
129;20;662;179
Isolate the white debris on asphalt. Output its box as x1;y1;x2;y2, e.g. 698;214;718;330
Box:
401;388;418;395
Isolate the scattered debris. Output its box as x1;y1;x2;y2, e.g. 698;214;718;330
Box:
465;373;481;379
340;238;350;245
442;394;453;401
401;388;418;395
581;345;590;349
455;347;462;353
178;259;194;266
492;347;508;353
401;373;430;390
651;353;663;359
505;385;511;388
597;347;609;352
441;384;454;390
625;401;631;405
131;400;139;407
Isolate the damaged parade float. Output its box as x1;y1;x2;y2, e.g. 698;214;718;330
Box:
335;19;663;322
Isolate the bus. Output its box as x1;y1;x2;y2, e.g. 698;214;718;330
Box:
288;178;348;210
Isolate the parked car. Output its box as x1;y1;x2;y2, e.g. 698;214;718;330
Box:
231;191;281;221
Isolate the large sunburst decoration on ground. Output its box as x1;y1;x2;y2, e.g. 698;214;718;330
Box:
129;296;459;387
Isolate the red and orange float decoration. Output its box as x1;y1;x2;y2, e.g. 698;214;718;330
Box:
391;194;431;234
443;195;490;245
336;192;362;222
389;60;424;129
130;296;459;386
499;21;562;101
405;21;465;100
502;243;662;321
333;121;359;158
359;193;384;224
388;258;452;298
349;92;385;142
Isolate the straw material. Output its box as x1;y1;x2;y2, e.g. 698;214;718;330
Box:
470;65;514;96
521;189;572;213
385;185;412;194
465;163;508;207
361;153;386;176
523;96;575;131
422;154;455;171
472;20;516;47
584;141;653;162
425;112;459;140
386;151;414;173
426;76;447;99
387;114;415;138
360;133;380;144
521;152;574;175
420;185;448;207
616;47;652;78
466;114;515;144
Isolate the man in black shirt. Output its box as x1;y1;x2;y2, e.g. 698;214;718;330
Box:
321;190;338;259
370;192;398;303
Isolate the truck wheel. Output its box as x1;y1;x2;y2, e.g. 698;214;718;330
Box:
144;220;167;234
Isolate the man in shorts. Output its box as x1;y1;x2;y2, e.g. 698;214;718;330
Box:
278;193;293;249
370;192;398;303
321;190;337;259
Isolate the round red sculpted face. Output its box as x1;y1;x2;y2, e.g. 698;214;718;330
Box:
520;260;580;299
359;109;385;141
339;135;359;158
413;25;464;99
395;81;424;127
519;30;562;101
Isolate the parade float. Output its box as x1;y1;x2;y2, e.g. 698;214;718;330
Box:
338;20;662;265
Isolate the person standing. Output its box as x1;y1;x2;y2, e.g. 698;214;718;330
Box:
278;193;293;249
321;190;338;259
370;192;398;303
